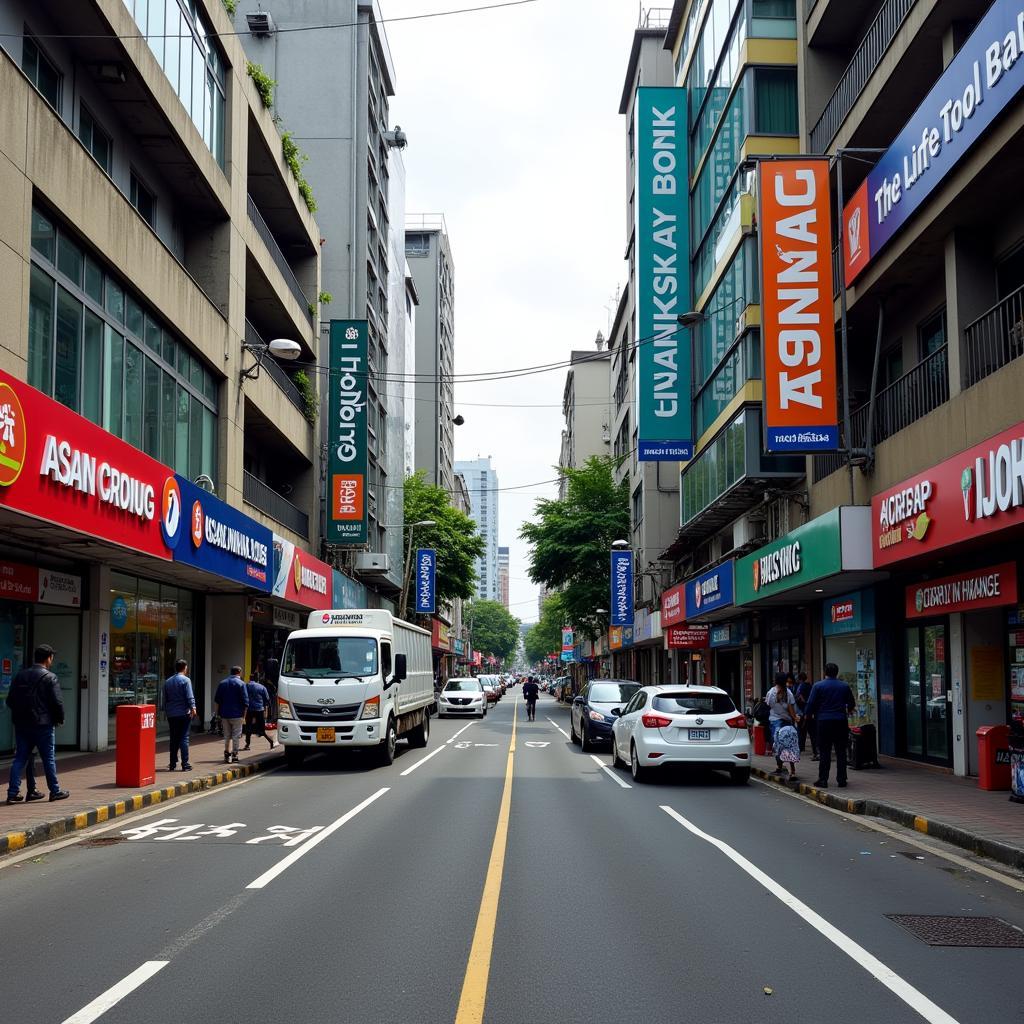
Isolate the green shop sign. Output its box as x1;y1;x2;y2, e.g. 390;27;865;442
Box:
735;507;872;604
326;320;368;545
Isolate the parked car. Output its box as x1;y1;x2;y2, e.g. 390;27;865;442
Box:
610;685;751;785
481;680;500;704
570;680;640;751
480;674;502;700
437;677;487;718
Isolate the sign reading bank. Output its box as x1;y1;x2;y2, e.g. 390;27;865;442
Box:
844;0;1024;285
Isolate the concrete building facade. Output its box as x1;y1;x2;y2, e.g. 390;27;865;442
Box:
559;340;612;498
455;457;499;603
498;546;510;609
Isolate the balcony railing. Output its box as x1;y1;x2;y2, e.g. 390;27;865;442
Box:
244;320;307;416
243;470;309;539
964;284;1024;388
813;344;949;481
809;0;917;153
246;194;312;320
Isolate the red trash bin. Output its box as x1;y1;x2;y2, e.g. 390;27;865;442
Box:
976;723;1011;791
753;723;769;756
116;704;157;788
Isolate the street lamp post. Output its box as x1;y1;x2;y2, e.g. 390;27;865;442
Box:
399;520;436;620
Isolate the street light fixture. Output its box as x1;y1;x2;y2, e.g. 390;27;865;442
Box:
400;520;437;620
239;337;301;382
611;539;630;550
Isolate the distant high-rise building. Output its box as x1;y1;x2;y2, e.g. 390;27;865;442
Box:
498;547;510;609
559;335;612;497
455;457;499;602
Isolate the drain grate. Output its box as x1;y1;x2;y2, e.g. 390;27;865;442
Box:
886;915;1024;948
77;836;126;848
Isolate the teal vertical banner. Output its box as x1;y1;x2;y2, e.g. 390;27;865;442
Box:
634;86;692;462
326;320;368;545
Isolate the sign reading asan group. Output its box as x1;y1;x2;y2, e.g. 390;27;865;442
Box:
327;320;368;545
758;159;839;452
634;87;692;462
844;0;1024;285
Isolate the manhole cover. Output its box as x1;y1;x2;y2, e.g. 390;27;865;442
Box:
77;837;125;848
886;915;1024;947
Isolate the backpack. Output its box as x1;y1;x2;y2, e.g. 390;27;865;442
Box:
752;698;770;725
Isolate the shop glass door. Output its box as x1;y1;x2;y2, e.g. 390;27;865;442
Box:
34;609;80;747
904;623;951;763
0;605;29;754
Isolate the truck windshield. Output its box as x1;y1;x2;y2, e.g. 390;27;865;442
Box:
282;637;378;678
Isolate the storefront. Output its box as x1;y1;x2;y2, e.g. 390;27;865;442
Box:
822;589;878;731
682;560;749;697
665;624;710;687
631;608;665;683
431;618;451;684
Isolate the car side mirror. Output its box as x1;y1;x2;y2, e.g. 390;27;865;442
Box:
394;654;407;681
611;707;622;717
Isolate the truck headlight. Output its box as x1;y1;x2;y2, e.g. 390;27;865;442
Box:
361;695;380;720
277;698;294;720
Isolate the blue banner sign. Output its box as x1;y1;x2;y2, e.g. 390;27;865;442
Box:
634;86;693;462
610;550;634;626
684;560;735;620
164;475;272;591
710;619;749;648
415;548;436;615
844;0;1024;284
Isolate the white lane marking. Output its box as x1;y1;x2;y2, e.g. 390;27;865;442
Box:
247;787;389;889
546;717;570;739
590;754;632;789
61;961;168;1023
446;722;476;745
400;743;449;776
660;805;961;1024
524;741;550;748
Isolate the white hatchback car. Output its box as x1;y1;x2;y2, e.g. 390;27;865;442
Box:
610;685;751;784
437;677;487;718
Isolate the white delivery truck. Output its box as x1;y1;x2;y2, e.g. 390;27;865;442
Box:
276;609;434;769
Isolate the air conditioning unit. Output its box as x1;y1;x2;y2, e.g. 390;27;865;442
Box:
733;514;764;549
246;11;275;36
354;553;391;574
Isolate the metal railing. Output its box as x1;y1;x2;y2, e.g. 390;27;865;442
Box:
246;194;312;319
964;284;1024;388
639;6;672;29
813;345;949;481
244;320;307;415
243;470;309;538
809;0;917;153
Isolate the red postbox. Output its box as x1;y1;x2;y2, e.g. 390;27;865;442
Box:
116;704;157;788
753;723;769;756
976;723;1011;791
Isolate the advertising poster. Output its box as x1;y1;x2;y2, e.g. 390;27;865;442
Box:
416;548;436;615
610;550;634;627
326;320;368;544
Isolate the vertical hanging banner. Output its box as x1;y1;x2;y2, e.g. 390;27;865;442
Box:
758;159;839;452
610;550;634;627
634;86;692;462
327;320;368;544
561;627;574;652
415;548;436;615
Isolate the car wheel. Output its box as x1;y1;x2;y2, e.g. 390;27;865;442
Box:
580;723;591;752
407;712;429;749
630;744;649;783
377;716;397;766
610;737;624;769
285;747;305;770
730;767;751;785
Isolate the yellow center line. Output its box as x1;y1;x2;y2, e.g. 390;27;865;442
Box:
454;697;518;1024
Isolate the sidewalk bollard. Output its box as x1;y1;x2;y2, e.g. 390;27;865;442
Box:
115;704;157;788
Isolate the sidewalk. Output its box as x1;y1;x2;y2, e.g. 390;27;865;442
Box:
1;731;283;856
751;750;1024;872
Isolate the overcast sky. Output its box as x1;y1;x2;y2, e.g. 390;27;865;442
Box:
385;0;639;622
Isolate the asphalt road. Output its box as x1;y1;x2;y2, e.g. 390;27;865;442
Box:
1;693;1022;1024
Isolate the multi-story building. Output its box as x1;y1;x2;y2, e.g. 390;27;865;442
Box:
498;547;510;609
237;0;408;602
0;0;341;752
455;457;499;602
559;338;612;498
406;216;456;493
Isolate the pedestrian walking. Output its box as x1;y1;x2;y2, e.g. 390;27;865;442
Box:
766;672;798;774
244;677;276;750
5;644;70;803
214;666;249;764
773;719;801;780
163;659;196;772
523;676;539;721
804;662;856;789
794;671;818;759
264;652;280;724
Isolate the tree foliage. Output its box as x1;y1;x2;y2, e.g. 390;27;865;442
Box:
466;600;520;662
402;472;484;611
520;457;630;640
523;593;566;664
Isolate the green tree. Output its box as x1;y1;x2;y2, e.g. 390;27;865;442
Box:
402;472;485;615
466;600;520;662
520;457;630;640
524;593;566;664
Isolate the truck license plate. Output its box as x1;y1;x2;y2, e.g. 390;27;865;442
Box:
316;727;336;742
688;729;711;741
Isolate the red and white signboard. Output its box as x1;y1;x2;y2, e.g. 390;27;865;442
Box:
830;600;854;623
873;420;1024;567
0;560;82;606
905;562;1017;618
661;583;686;628
666;625;710;649
0;370;172;560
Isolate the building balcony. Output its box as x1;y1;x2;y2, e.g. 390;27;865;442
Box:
244;319;307;417
247;194;312;319
964;285;1024;390
243;470;309;539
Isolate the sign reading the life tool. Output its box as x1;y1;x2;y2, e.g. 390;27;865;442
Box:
844;0;1024;285
415;548;436;615
634;86;692;462
758;158;839;453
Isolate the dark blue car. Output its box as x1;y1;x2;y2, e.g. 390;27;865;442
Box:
570;680;641;751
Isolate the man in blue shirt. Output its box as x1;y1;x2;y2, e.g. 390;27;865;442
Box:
804;662;856;789
214;666;249;764
244;677;276;751
163;659;196;772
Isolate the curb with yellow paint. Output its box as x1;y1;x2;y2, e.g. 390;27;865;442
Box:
752;765;1024;872
1;753;284;857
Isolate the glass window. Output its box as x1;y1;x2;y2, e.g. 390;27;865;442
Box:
54;288;83;413
78;105;113;174
84;257;104;304
130;171;156;227
143;355;161;458
22;37;61;111
164;0;180;93
282;637;379;678
104;326;124;437
126;294;144;339
589;683;640;704
162;329;176;367
882;345;904;387
188;393;203;480
754;68;798;135
82;309;103;425
144;313;162;353
174;384;190;475
124;343;143;447
105;278;124;325
28;266;55;395
147;0;165;65
161;370;176;465
918;309;946;358
31;208;55;261
57;233;83;287
653;692;736;714
201;405;216;480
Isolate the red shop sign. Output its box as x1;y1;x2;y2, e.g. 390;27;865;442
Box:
873;421;1024;567
666;625;710;649
905;562;1018;618
0;370;172;560
660;583;686;627
282;546;332;610
0;560;38;602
